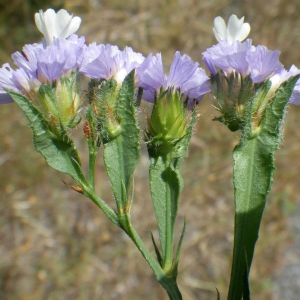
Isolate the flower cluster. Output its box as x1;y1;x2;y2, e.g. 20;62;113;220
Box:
0;9;86;129
80;44;145;85
0;8;210;114
202;14;300;131
203;14;300;103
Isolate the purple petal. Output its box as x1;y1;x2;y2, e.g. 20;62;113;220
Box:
0;93;14;104
136;53;164;94
247;45;283;83
165;51;199;88
0;64;20;103
202;39;253;76
80;44;144;84
137;52;210;104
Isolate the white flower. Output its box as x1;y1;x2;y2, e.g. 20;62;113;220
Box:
35;8;81;46
213;14;250;44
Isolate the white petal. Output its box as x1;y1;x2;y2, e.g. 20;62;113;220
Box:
35;9;56;45
213;17;227;41
55;9;81;38
227;15;244;42
235;23;251;42
34;8;81;45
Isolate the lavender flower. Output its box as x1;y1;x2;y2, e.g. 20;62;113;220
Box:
270;65;300;105
204;14;300;131
35;9;81;46
247;46;283;83
137;51;210;106
213;15;251;44
7;35;85;96
203;39;253;76
204;14;285;84
0;5;85;105
203;40;283;83
79;44;145;85
0;32;86;129
0;64;20;104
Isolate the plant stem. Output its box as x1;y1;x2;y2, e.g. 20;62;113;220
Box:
83;184;120;226
87;138;98;189
119;214;182;300
163;159;174;272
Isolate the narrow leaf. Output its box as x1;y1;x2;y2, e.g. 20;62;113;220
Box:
149;229;163;267
173;218;186;272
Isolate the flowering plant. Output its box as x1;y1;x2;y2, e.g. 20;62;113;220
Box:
1;9;299;300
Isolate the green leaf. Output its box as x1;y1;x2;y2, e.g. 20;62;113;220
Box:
227;75;300;300
173;218;186;272
149;229;163;267
149;160;180;271
8;91;86;183
102;71;140;211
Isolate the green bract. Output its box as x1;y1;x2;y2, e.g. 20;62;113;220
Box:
211;72;255;132
146;89;192;155
35;72;82;131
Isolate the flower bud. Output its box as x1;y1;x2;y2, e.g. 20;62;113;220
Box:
211;71;255;131
36;72;82;131
146;88;191;155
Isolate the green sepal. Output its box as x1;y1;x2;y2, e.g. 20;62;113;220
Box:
7;91;86;184
38;84;59;122
211;72;255;132
37;74;81;130
98;71;140;212
227;75;300;300
85;106;100;146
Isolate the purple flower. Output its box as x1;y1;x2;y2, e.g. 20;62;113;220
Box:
0;35;85;101
79;44;145;84
203;39;253;76
137;51;210;106
0;64;20;104
203;39;284;84
247;46;283;83
269;65;300;105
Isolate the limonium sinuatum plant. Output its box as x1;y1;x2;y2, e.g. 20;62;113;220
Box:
1;8;300;300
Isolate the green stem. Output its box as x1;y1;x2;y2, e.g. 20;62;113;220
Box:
87;139;98;189
163;158;174;272
119;214;182;300
83;184;120;226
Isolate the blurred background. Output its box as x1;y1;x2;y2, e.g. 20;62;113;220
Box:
1;0;300;299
